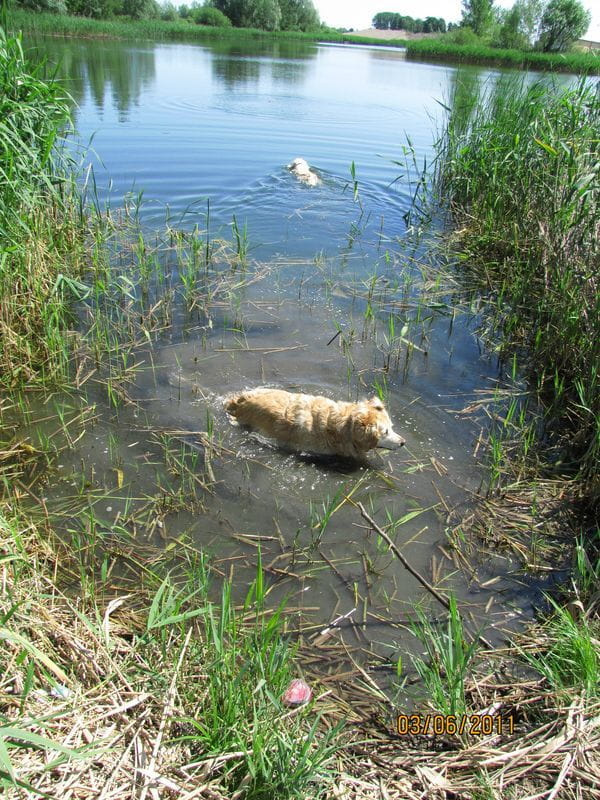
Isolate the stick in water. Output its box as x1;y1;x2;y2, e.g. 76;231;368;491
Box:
356;502;491;649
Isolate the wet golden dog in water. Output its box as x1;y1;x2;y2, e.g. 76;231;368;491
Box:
225;389;405;459
287;157;321;187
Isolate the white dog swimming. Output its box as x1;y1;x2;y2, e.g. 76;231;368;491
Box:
287;157;321;187
225;389;405;459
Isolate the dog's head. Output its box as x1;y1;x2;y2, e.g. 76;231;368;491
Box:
288;157;311;175
352;397;406;453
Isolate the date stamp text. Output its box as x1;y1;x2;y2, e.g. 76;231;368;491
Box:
397;714;514;737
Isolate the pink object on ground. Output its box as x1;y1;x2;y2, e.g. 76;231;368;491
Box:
282;678;312;706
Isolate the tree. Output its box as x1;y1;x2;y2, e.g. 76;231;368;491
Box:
496;5;528;47
121;0;158;18
424;16;446;32
193;5;232;24
372;12;395;29
536;0;591;51
17;0;68;12
494;0;543;49
66;0;121;17
279;0;319;31
210;0;245;26
514;0;544;43
461;0;495;36
160;1;178;19
245;0;281;30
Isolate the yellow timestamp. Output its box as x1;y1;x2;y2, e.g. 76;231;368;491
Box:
397;713;514;737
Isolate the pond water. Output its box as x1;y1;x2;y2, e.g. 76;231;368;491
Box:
21;33;553;686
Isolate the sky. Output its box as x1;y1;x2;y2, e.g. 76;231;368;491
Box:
313;0;600;42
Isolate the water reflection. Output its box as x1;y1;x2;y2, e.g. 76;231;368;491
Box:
25;32;472;248
210;39;313;87
212;53;261;87
32;38;156;120
30;34;316;114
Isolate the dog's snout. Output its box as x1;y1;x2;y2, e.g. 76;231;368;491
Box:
377;430;405;450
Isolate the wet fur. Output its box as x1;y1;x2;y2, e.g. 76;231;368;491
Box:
287;157;321;187
225;389;404;459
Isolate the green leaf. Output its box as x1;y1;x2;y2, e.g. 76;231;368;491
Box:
0;737;15;782
147;606;208;630
0;629;68;684
533;137;557;156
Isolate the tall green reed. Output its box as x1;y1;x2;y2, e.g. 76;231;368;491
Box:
0;19;88;386
436;75;599;503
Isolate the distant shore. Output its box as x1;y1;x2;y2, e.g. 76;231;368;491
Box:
9;10;600;74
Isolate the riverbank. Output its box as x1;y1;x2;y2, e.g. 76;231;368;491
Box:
9;8;600;73
0;22;341;795
407;36;600;73
7;8;408;48
436;76;599;507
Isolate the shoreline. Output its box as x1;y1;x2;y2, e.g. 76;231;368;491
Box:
9;9;599;74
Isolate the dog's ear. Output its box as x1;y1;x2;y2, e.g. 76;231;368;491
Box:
353;411;381;450
367;396;384;411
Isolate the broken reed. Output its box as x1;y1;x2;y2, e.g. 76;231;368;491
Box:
436;76;600;503
0;21;87;386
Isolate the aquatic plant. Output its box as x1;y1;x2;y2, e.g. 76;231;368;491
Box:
410;595;479;719
437;76;600;502
0;20;87;385
519;596;600;701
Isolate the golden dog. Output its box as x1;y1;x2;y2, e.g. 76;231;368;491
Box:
287;157;321;187
225;389;405;459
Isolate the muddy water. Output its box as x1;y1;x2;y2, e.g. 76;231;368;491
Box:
20;35;552;676
22;247;545;677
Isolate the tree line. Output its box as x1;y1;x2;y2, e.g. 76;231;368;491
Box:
14;0;321;31
372;0;591;52
372;13;447;33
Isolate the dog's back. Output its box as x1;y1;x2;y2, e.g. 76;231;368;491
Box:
225;389;335;447
225;389;404;458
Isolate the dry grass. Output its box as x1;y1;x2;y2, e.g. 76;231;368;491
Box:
3;456;599;800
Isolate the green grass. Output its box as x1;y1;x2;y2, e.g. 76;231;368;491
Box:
0;21;90;386
0;503;340;797
407;37;600;74
520;597;600;701
410;595;478;720
436;76;600;504
7;8;408;48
